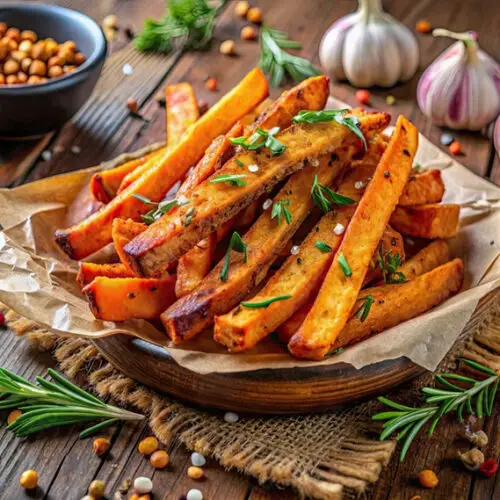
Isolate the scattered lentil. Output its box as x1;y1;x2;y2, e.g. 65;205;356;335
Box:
150;450;169;469
187;466;204;480
416;19;432;34
241;26;257;41
191;452;206;467
418;469;439;488
205;77;217;91
224;411;239;423
19;470;38;490
133;477;153;494
93;437;111;456
219;40;236;56
440;133;454;146
186;489;203;500
138;436;159;456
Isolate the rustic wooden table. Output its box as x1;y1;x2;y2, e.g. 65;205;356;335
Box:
1;1;499;499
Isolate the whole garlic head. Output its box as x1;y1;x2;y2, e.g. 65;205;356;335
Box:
319;0;419;87
417;30;500;131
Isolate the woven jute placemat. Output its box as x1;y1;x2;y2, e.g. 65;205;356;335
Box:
2;292;500;500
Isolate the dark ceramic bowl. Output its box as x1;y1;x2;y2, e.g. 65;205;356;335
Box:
0;3;107;139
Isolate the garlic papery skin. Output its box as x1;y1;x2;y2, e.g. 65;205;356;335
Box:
319;0;419;88
417;29;500;131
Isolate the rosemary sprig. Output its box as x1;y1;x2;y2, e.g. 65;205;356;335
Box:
230;127;286;156
271;200;292;226
0;368;144;438
221;231;247;281
241;295;292;308
338;253;352;277
314;241;332;253
354;295;374;322
293;109;367;150
373;359;499;461
259;25;321;87
377;250;406;284
311;174;355;213
132;194;187;225
209;174;248;187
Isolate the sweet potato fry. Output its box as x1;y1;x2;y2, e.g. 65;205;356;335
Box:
390;204;460;239
90;150;164;204
77;262;133;287
112;218;148;274
83;276;177;321
278;240;452;343
166;82;200;147
240;98;274;127
398;169;445;206
55;68;269;260
331;258;463;349
289;115;418;359
124;110;391;277
161;153;350;344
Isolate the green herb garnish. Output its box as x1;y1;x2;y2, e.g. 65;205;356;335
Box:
378;251;407;284
183;206;196;226
311;174;355;213
338;253;352;277
241;295;292;308
374;359;500;462
221;231;247;281
135;0;225;54
271;200;292;226
314;241;332;253
259;25;321;87
354;295;374;322
133;194;186;225
293;109;367;150
0;367;144;438
209;174;248;187
230;127;286;156
235;159;244;168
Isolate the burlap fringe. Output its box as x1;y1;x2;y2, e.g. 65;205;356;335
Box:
2;295;500;500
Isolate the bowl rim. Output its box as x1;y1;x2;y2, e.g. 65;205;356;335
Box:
0;2;107;94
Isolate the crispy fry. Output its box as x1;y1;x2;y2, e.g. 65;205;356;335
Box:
398;169;445;206
161;153;350;344
332;258;463;349
112;218;148;274
124;111;391;277
55;68;269;260
77;262;133;287
390;204;460;239
289;115;418;359
166;82;199;147
240;97;274;127
83;276;177;321
278;240;452;343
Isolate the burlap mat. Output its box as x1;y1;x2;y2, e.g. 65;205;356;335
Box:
1;291;500;499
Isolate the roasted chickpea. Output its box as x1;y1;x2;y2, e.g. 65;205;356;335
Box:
27;75;43;84
21;57;32;73
0;23;7;37
6;74;18;85
20;30;37;43
18;39;33;53
247;7;263;24
10;50;27;62
31;41;49;61
73;52;86;65
63;64;77;73
6;27;20;42
58;48;73;64
29;60;47;76
45;38;59;57
17;71;28;84
241;26;257;41
0;74;5;85
0;40;9;61
2;36;18;51
138;436;159;456
48;65;63;78
4;59;20;75
235;1;250;17
61;40;77;53
48;55;64;68
19;470;38;490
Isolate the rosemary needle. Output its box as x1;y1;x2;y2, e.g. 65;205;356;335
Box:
0;367;144;438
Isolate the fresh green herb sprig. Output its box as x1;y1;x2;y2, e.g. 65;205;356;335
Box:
271;200;292;226
378;251;406;284
311;174;355;213
135;0;225;54
259;25;321;87
0;367;144;438
221;231;247;281
293;109;367;150
354;295;374;322
314;241;332;253
209;174;248;187
133;194;187;225
338;253;352;277
241;295;292;308
374;359;499;462
230;127;286;157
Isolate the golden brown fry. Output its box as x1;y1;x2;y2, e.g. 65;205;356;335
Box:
161;154;350;344
83;276;177;321
398;169;445;206
240;97;274;127
166;82;200;147
124;111;390;277
77;262;134;287
112;218;148;274
289;115;418;359
390;204;460;239
55;68;269;260
332;258;463;349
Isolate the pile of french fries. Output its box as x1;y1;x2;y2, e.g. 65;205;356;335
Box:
56;68;464;360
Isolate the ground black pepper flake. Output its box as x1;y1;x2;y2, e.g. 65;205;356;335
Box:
384;171;390;178
297;257;302;264
128;292;136;299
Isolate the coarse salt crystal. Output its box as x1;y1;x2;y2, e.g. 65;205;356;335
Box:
248;164;259;173
187;489;203;500
191;452;206;467
224;411;239;423
177;194;189;205
440;133;454;146
310;158;319;167
354;181;365;190
333;223;345;235
262;198;273;210
122;63;133;75
290;245;300;255
41;150;52;161
71;145;81;155
133;477;153;494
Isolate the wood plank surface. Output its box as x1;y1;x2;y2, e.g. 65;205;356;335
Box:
0;0;499;499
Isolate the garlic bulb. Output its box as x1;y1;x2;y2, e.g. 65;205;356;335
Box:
417;30;500;131
319;0;419;88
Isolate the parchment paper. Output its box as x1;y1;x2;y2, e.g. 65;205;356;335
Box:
1;107;499;374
